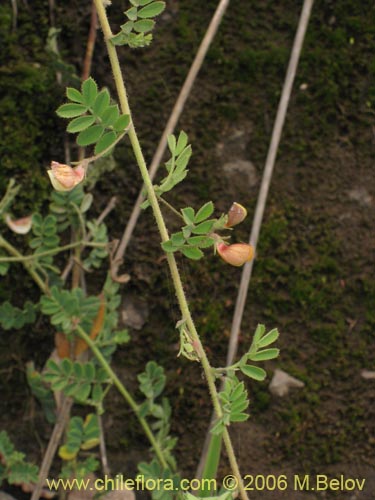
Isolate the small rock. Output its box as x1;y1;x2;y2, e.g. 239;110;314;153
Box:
361;369;375;380
222;159;258;188
348;187;373;207
121;296;149;330
216;129;250;160
269;369;305;397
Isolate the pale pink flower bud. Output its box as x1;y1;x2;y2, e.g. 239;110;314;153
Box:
225;202;248;228
217;242;254;267
5;214;33;234
47;161;85;192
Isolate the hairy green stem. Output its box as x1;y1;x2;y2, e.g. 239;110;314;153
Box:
0;235;47;292
75;325;169;469
157;196;184;221
93;2;247;497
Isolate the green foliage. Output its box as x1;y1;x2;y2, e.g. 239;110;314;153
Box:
30;213;60;268
95;275;131;357
138;362;177;469
40;286;100;334
60;456;99;481
211;376;249;435
49;185;85;232
137;459;180;500
83;221;109;270
148;132;192;205
111;0;166;48
58;414;100;461
84;155;117;190
0;431;39;487
176;319;200;362
26;362;56;424
138;361;166;399
44;358;109;406
0;256;9;276
56;78;129;155
230;324;280;382
0;54;61;210
161;201;228;260
0;300;36;330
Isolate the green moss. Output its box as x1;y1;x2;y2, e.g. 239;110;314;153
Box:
0;5;64;212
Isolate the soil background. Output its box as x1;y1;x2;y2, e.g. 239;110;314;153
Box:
0;1;374;499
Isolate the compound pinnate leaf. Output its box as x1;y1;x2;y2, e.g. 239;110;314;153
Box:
0;432;39;484
213;376;250;433
113;329;130;344
0;301;36;330
138;361;166;399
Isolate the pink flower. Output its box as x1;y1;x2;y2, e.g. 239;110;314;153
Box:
225;202;248;228
5;214;32;234
47;161;85;191
216;242;254;267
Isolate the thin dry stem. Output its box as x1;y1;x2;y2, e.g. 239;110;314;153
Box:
30;397;73;500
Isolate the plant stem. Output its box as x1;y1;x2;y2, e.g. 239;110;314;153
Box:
0;235;47;292
93;3;247;497
157;195;184;221
75;325;169;469
0;239;106;263
31;396;73;500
